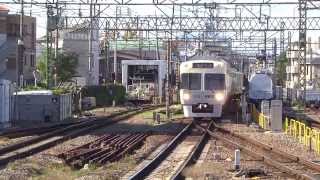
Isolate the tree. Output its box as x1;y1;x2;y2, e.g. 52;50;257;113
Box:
37;49;79;86
36;48;49;86
55;52;78;83
275;52;288;86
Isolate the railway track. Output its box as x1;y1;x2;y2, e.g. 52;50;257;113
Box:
128;118;320;180
58;133;149;168
199;123;320;180
0;107;141;138
0;121;84;138
129;120;212;180
0;106;160;166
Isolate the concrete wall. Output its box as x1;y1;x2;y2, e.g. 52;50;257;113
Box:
62;25;100;85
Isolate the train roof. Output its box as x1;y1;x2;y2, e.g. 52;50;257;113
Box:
181;59;228;66
180;58;234;74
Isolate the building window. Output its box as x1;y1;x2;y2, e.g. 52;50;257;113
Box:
31;23;35;49
23;25;27;35
30;55;35;67
15;24;19;36
6;58;16;69
24;56;27;65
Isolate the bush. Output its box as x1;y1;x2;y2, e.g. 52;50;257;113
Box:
22;85;45;91
22;86;71;96
51;87;71;95
81;84;126;106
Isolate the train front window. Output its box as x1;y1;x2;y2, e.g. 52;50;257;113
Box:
205;74;225;90
181;73;201;90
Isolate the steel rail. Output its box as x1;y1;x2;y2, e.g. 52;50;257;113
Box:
0;121;83;138
128;120;194;180
170;121;213;180
199;123;319;180
0;107;140;138
0;105;160;166
59;133;149;168
213;123;320;172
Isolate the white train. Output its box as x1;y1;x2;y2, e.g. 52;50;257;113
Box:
179;59;243;119
248;72;273;103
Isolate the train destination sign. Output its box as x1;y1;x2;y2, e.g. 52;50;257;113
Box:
192;63;214;68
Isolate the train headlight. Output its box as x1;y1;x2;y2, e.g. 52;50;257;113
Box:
183;93;191;100
215;92;225;102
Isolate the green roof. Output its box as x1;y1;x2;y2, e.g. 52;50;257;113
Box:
108;40;164;50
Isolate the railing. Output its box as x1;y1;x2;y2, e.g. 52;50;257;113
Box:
251;103;320;154
284;118;320;154
251;104;269;129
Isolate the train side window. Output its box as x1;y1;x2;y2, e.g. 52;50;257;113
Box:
181;73;201;90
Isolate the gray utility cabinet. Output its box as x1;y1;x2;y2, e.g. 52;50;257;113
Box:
14;91;72;123
0;79;14;127
270;100;283;132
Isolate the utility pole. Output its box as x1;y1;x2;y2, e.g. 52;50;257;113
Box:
155;17;160;60
198;33;201;56
288;31;292;89
46;4;55;89
17;0;24;87
280;22;285;55
298;0;307;105
184;31;187;61
114;7;118;84
263;31;267;68
166;5;174;119
112;7;118;107
139;21;142;59
273;37;277;85
88;0;93;85
54;0;59;87
104;21;109;83
166;40;170;119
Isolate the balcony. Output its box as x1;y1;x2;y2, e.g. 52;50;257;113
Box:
286;66;299;74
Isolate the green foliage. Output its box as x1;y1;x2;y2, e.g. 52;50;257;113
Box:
36;49;48;86
22;85;70;95
51;87;71;95
37;49;78;86
56;52;79;83
82;84;126;106
276;52;288;86
23;85;46;91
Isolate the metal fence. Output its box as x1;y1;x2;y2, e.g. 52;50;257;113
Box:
252;104;320;154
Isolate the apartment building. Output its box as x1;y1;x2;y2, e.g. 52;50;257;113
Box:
0;5;36;85
286;37;320;90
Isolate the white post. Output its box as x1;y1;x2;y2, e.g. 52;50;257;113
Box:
234;149;240;170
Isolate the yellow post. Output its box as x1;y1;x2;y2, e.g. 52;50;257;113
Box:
317;132;320;154
312;129;317;152
289;119;294;136
284;117;289;133
258;114;262;128
301;123;305;144
292;120;297;139
297;122;302;143
305;127;312;149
